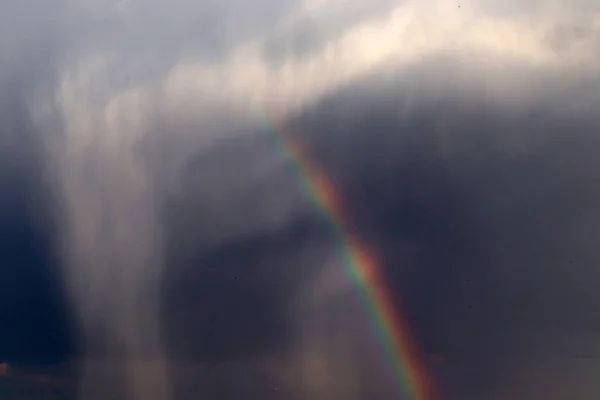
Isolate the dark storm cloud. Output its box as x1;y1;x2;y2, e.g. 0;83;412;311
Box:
289;59;600;397
158;51;600;397
3;0;600;398
0;0;77;365
0;0;302;368
0;68;73;365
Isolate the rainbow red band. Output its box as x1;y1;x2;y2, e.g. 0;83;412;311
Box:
266;115;436;400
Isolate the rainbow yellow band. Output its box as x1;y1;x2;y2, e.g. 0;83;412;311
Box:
265;115;436;400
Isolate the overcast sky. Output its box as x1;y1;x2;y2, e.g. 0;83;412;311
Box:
2;0;600;399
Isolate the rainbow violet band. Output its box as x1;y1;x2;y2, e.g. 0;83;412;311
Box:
265;114;436;400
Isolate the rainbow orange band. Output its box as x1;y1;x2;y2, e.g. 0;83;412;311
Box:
265;115;436;400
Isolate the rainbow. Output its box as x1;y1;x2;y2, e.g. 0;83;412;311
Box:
264;114;435;400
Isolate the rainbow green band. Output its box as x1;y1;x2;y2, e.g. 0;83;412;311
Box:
265;116;435;400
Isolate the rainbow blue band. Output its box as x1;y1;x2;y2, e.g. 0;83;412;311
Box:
265;116;435;400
